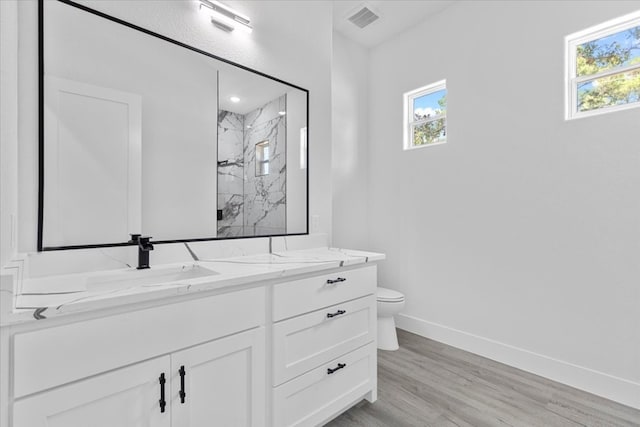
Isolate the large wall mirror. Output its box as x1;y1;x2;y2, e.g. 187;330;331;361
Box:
39;0;308;250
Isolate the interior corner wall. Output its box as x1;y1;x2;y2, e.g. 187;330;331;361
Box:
367;0;640;408
0;0;19;268
11;0;332;256
331;31;370;250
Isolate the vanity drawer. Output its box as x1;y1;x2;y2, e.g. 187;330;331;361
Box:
273;265;376;321
13;286;265;398
273;343;376;427
273;295;375;386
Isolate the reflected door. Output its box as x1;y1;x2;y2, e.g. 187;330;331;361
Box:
43;76;141;247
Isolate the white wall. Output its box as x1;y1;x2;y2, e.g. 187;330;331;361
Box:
367;1;640;408
6;0;332;255
331;31;370;250
0;1;19;268
286;89;308;234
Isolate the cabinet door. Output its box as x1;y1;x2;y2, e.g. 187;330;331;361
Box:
171;327;265;427
13;355;171;427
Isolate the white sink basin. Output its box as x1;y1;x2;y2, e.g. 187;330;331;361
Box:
86;265;219;292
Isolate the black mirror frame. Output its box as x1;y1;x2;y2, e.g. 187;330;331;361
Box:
37;0;309;251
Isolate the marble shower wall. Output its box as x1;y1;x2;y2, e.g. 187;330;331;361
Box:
244;95;287;236
217;111;245;237
217;95;287;237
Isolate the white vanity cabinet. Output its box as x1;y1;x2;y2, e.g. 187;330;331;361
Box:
4;261;381;427
10;286;267;427
272;265;378;426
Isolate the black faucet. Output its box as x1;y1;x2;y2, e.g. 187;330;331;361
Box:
129;234;154;269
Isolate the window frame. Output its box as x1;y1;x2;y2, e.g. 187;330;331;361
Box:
565;10;640;120
255;140;269;176
403;79;447;150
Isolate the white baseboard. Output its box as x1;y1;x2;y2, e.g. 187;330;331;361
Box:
396;313;640;410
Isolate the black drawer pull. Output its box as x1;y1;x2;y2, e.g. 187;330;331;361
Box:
327;363;346;374
326;309;346;318
326;277;346;284
179;365;186;404
158;373;166;413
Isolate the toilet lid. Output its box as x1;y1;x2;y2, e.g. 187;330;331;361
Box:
377;287;404;302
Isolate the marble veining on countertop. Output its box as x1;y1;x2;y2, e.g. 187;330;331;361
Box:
2;246;384;326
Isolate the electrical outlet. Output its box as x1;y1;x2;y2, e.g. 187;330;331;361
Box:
311;215;320;233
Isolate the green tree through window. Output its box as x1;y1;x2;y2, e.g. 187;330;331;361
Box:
576;26;640;112
413;94;446;146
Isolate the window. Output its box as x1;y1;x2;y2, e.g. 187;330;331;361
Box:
255;140;269;176
403;80;447;150
565;11;640;120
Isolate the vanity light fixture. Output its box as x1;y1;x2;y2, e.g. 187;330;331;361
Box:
278;111;286;116
230;96;240;103
199;0;253;34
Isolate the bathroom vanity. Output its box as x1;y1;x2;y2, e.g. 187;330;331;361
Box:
0;2;382;425
0;245;384;427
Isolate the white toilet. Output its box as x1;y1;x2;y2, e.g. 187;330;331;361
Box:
376;287;405;351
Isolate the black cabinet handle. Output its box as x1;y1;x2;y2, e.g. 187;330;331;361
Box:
327;363;346;374
326;309;346;318
179;365;186;404
158;373;166;413
326;277;346;284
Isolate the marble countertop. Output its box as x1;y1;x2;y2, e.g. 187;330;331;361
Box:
1;247;384;326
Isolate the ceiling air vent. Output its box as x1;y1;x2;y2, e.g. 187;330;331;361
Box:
347;6;379;29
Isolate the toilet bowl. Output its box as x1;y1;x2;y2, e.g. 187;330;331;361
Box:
376;287;405;351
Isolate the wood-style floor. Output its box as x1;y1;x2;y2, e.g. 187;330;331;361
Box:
327;329;640;427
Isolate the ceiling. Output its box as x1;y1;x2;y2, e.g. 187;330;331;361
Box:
217;60;291;115
332;1;457;48
205;1;460;114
